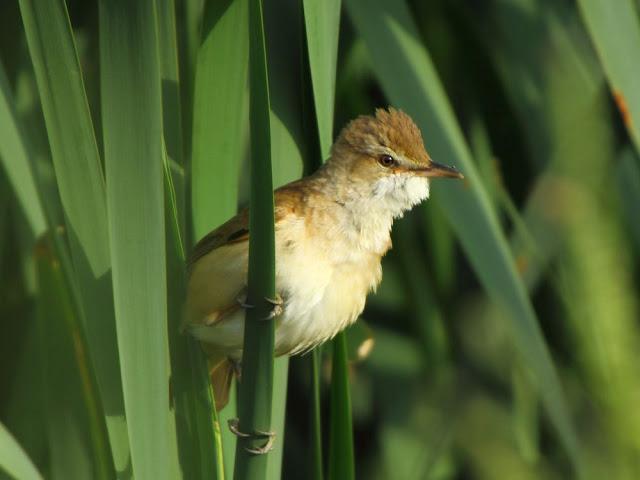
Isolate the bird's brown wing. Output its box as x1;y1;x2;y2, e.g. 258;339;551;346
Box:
187;182;307;270
186;209;251;327
186;187;305;328
187;208;250;273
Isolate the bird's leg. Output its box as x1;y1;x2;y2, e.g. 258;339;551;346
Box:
227;418;276;455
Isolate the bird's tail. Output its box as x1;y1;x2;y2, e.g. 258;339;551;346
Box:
209;354;235;411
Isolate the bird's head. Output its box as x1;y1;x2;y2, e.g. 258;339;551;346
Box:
328;107;463;216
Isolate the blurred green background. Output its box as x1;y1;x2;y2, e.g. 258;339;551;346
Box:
1;0;640;479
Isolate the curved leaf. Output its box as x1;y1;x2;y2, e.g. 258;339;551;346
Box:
345;0;580;467
577;0;640;157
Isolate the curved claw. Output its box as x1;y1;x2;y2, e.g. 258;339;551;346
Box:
245;430;276;455
262;294;284;320
227;418;276;455
228;418;250;438
236;293;255;310
262;303;283;320
264;294;283;306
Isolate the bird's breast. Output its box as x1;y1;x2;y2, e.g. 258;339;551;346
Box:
273;219;383;355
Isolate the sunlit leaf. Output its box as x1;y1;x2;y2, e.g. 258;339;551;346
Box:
0;422;43;480
99;1;178;477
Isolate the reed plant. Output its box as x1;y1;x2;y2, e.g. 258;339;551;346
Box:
1;0;640;479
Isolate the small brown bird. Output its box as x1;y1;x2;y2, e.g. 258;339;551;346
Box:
186;107;463;408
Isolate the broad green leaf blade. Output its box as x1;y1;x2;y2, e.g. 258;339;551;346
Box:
233;0;276;476
164;158;221;479
35;235;115;480
577;0;640;156
345;0;580;467
303;0;341;159
99;1;178;478
18;0;109;275
329;333;355;480
0;61;46;237
0;422;43;480
191;0;249;239
16;1;130;469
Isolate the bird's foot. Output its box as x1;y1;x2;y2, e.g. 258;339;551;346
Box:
228;418;276;455
236;291;283;320
236;291;254;309
262;294;283;320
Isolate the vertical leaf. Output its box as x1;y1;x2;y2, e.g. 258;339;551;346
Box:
263;0;310;475
328;335;355;480
157;0;186;234
309;348;323;480
176;0;203;155
99;1;178;478
233;0;276;477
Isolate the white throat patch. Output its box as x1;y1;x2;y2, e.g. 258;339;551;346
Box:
371;174;430;218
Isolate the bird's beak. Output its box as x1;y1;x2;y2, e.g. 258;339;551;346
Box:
412;161;464;179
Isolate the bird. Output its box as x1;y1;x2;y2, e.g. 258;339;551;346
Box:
185;107;463;409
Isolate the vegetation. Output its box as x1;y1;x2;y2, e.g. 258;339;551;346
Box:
1;0;640;479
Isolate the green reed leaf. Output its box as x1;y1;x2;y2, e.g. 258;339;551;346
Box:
99;1;179;478
345;0;580;467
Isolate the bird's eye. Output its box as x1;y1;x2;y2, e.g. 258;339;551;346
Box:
378;154;396;168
